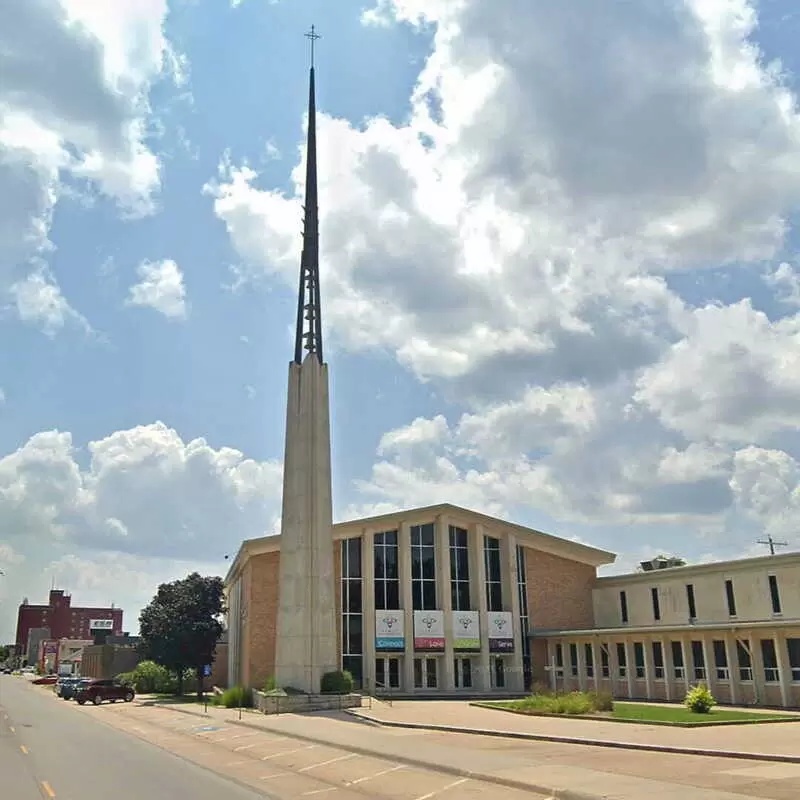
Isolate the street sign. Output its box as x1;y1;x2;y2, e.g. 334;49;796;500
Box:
202;664;212;677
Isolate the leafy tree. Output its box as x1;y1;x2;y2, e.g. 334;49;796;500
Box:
0;645;10;662
138;573;225;697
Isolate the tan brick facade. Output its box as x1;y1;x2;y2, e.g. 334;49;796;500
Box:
526;548;596;631
524;548;597;686
242;551;279;691
236;546;342;690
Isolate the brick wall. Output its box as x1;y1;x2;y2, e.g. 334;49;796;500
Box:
526;548;596;631
245;551;279;691
209;643;228;688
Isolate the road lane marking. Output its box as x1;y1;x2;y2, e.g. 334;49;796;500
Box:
259;772;289;780
414;778;468;800
226;760;248;766
41;781;56;798
347;764;405;785
261;745;317;760
302;790;337;796
9;726;14;733
229;732;260;741
233;742;258;751
20;745;28;754
299;753;357;772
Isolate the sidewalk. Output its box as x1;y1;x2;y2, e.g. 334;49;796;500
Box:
349;700;800;761
131;697;786;799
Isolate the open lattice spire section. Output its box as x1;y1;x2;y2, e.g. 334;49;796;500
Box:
294;25;323;364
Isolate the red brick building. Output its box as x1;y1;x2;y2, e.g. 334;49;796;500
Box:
15;590;123;660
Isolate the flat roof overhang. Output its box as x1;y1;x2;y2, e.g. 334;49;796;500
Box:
530;618;800;638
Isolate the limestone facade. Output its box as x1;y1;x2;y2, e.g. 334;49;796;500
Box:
537;553;800;707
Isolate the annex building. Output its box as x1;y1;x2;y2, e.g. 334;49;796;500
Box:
544;551;800;708
225;504;800;708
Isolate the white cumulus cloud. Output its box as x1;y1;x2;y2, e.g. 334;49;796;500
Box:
0;0;176;330
127;259;188;319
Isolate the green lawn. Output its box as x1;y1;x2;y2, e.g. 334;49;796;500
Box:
480;698;800;726
612;702;797;724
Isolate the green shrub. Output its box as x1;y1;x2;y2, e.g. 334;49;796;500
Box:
510;689;612;716
116;670;135;687
685;684;715;714
263;675;277;693
221;686;252;708
320;670;353;694
588;690;614;712
123;660;176;694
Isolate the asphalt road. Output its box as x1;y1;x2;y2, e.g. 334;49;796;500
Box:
0;675;274;800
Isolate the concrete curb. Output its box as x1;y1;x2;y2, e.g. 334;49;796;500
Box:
143;703;607;799
346;710;800;764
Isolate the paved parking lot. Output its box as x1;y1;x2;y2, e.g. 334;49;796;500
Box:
73;702;541;799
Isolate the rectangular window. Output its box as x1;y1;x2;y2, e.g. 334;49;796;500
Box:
411;523;437;611
374;530;399;611
600;644;610;678
449;526;470;611
686;584;697;620
454;657;472;689
671;641;685;680
516;545;531;689
413;657;438;689
584;643;594;678
761;639;780;683
724;579;737;617
492;657;506;689
713;640;729;681
555;643;564;670
341;536;363;686
769;575;782;615
616;642;627;678
484;536;503;612
633;642;645;679
375;657;401;689
691;640;705;681
786;639;800;682
651;588;661;621
620;590;629;624
737;640;753;682
652;641;665;680
569;643;578;677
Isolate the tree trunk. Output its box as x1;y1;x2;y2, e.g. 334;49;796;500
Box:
197;664;204;700
176;668;184;696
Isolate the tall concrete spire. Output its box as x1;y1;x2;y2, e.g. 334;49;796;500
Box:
274;26;338;694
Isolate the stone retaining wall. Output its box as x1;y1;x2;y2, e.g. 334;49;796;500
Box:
253;691;363;715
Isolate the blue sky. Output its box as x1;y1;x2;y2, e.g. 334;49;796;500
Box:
3;0;800;641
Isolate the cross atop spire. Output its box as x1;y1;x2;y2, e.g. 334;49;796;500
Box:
305;24;321;69
294;27;323;364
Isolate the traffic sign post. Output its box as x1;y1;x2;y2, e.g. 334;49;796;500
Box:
201;665;211;713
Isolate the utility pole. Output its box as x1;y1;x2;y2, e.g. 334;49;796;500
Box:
756;535;788;556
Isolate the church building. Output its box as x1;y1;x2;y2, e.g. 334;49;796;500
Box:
224;32;800;708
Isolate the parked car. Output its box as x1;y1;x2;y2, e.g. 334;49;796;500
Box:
56;677;81;698
64;678;92;700
75;679;135;705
